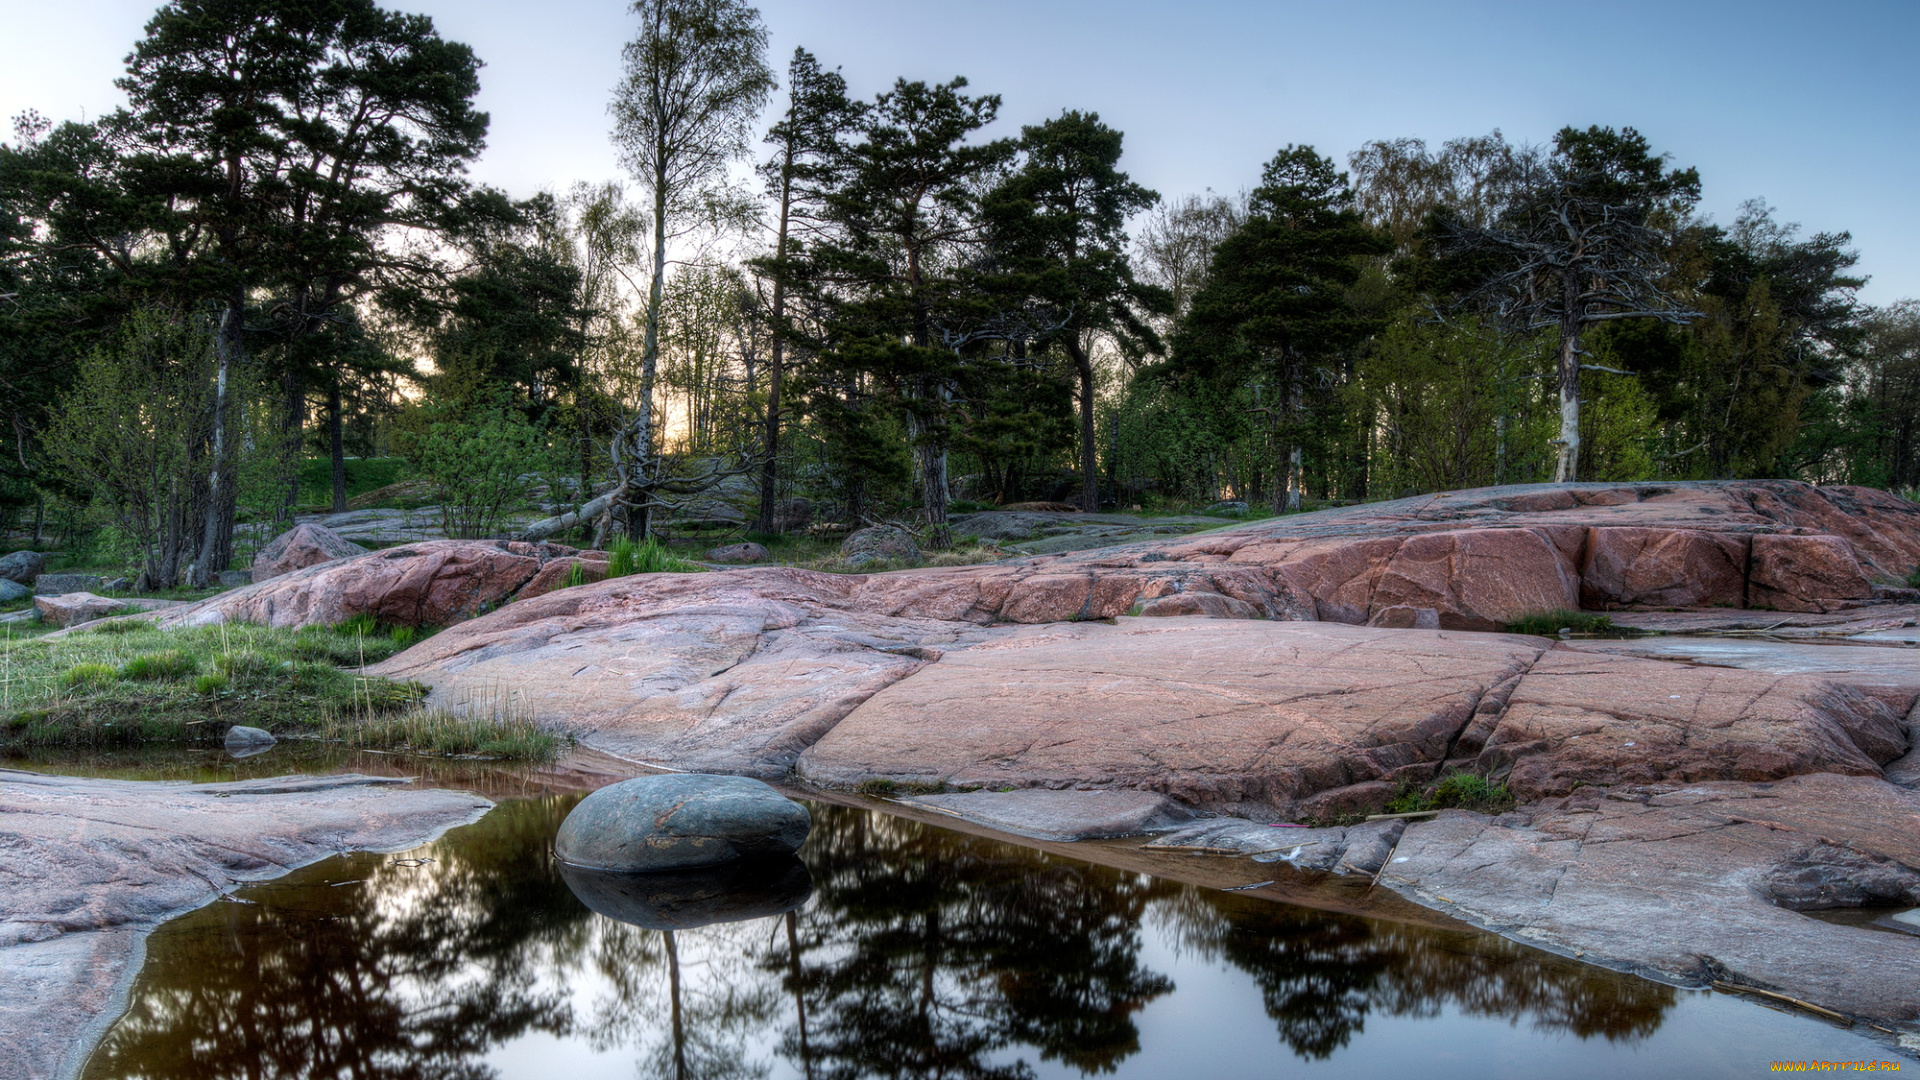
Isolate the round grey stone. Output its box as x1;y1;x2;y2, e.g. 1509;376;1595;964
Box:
224;725;277;752
555;773;811;873
0;579;27;604
0;551;45;585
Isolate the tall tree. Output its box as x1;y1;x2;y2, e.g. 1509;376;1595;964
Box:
791;77;1015;547
750;48;863;533
1171;146;1389;511
607;0;773;541
1443;126;1700;482
984;111;1169;511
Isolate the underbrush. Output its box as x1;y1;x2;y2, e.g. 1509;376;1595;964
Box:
1503;610;1619;637
1386;770;1516;815
0;618;559;760
1908;564;1920;589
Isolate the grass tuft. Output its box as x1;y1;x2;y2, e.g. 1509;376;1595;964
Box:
120;649;200;681
317;701;562;759
1503;609;1618;637
63;662;119;688
607;535;700;576
192;672;229;695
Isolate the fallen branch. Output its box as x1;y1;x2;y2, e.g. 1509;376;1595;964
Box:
1710;981;1851;1025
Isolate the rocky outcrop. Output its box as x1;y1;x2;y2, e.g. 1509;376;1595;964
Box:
158;539;591;629
0;770;491;1080
250;523;367;583
32;593;181;629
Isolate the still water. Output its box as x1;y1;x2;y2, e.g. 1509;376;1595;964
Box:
71;788;1905;1080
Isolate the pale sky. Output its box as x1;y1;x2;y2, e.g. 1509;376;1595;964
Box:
4;0;1915;304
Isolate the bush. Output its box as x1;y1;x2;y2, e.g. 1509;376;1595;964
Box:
1387;770;1515;815
395;397;555;540
1908;565;1920;589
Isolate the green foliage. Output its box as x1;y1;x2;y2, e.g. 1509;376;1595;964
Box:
565;562;590;589
317;705;563;760
389;627;418;649
192;672;229;695
334;613;381;638
1387;770;1514;815
1504;610;1618;637
394;396;556;540
296;458;410;508
1907;565;1920;590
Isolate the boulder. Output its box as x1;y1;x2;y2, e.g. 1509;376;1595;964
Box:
102;577;132;593
842;525;920;563
560;855;812;930
553;773;811;873
216;570;253;588
32;573;103;597
1748;533;1875;612
223;725;277;753
0;550;46;584
772;497;813;532
251;523;368;584
33;592;123;629
706;541;769;564
1203;500;1249;517
0;579;27;604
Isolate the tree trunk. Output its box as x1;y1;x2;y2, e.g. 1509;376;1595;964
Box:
190;303;239;587
1066;336;1099;512
755;169;793;535
279;367;306;528
328;381;347;513
906;397;950;550
616;174;670;543
1554;322;1581;483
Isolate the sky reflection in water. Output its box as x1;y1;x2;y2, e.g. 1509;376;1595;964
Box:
81;794;1894;1080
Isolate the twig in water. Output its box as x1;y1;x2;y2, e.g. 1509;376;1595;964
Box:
1709;981;1850;1025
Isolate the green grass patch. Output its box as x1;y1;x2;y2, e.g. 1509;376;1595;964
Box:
1386;770;1516;815
120;649;199;681
607;536;702;576
298;456;411;507
1503;610;1618;637
1908;565;1920;589
315;705;562;759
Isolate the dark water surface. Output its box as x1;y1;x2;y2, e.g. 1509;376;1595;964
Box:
69;788;1900;1080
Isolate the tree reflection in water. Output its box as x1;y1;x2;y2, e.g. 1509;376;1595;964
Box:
81;797;1675;1080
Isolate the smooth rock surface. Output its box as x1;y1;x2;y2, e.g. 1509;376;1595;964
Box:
797;619;1545;819
905;789;1199;841
0;770;492;1080
553;773;811;872
1382;774;1920;1021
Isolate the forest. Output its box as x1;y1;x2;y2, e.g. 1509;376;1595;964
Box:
3;0;1917;588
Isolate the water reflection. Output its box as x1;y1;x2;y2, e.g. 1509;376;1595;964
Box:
84;797;1687;1080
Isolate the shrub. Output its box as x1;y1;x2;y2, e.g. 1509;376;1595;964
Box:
1908;565;1920;589
395;396;556;540
1387;770;1515;815
120;650;199;681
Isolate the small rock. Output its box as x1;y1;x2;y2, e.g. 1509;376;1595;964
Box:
224;726;277;757
33;592;123;628
841;526;920;564
102;578;132;593
32;573;104;597
0;579;28;604
0;550;46;584
217;570;254;589
251;523;368;584
1203;500;1249;517
706;542;769;564
554;774;812;873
